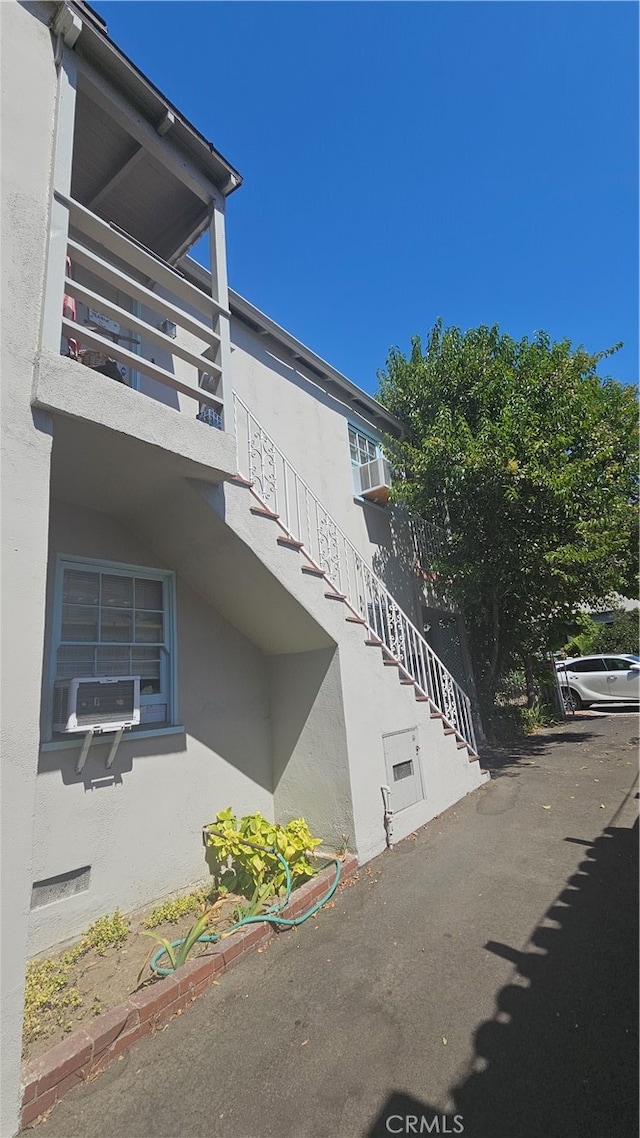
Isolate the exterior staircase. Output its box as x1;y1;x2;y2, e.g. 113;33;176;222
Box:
232;394;482;763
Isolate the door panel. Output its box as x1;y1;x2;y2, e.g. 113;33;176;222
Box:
603;659;640;700
566;658;607;700
383;728;423;813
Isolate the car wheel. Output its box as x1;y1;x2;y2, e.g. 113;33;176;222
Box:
563;688;583;712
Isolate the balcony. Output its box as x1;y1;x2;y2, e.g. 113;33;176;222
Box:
34;192;238;473
62;192;224;415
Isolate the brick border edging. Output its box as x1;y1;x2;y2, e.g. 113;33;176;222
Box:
20;854;358;1128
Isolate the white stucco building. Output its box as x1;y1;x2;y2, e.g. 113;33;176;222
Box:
0;3;488;1132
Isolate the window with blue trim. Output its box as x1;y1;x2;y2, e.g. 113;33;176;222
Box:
52;558;176;732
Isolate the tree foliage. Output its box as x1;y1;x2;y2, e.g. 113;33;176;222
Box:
377;321;639;708
565;608;640;657
591;609;640;656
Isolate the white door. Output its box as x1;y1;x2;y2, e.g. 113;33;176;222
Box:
566;658;608;700
602;658;640;700
383;728;423;813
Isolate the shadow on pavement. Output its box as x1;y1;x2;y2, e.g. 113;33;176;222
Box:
365;805;639;1138
480;730;598;775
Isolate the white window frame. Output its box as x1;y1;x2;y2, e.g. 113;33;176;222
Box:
348;424;382;496
47;555;177;740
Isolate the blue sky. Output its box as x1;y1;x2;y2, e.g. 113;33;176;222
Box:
94;2;638;392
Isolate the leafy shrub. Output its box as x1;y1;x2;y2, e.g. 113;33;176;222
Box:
520;699;557;734
591;608;640;656
488;700;557;740
205;809;322;903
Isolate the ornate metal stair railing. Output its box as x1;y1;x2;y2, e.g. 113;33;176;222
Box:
233;394;477;753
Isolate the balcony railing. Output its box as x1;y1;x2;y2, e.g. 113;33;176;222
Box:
54;192;226;428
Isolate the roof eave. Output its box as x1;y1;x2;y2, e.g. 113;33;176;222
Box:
57;1;242;197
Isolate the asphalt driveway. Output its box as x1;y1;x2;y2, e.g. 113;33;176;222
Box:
32;710;639;1138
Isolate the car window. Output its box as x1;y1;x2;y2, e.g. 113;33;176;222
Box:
604;657;632;672
570;659;606;673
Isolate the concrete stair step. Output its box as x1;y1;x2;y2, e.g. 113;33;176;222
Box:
250;506;279;520
277;536;304;549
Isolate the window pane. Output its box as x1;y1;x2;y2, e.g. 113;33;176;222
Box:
96;646;131;676
61;604;98;642
572;659;605;673
63;570;99;606
57;645;95;679
135;579;163;611
135;610;164;643
101;575;133;609
132;647;161;694
350;427;380;468
100;608;133;642
604;658;629;671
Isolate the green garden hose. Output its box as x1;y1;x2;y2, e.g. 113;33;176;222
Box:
149;838;342;977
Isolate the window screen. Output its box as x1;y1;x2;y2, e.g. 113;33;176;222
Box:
54;561;174;732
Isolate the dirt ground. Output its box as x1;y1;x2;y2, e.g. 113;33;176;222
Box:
23;892;243;1063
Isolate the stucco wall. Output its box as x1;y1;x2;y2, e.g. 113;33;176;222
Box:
269;647;355;849
30;500;274;955
0;3;60;1132
222;481;487;867
230;319;423;623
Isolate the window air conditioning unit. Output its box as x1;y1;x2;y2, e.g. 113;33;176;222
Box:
54;676;141;734
357;457;392;504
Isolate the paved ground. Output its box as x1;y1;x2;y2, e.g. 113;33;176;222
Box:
33;710;638;1138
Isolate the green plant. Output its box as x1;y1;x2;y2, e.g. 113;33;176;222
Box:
80;910;129;954
141;905;219;974
23;957;83;1042
591;608;640;655
520;699;557;734
565;611;600;658
232;881;275;923
377;321;639;713
140;811;323;977
143;889;211;928
23;910;129;1042
205;809;322;904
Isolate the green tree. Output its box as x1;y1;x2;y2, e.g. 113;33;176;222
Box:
377;321;639;715
591;609;640;655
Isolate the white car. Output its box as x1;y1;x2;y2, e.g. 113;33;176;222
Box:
556;654;640;711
